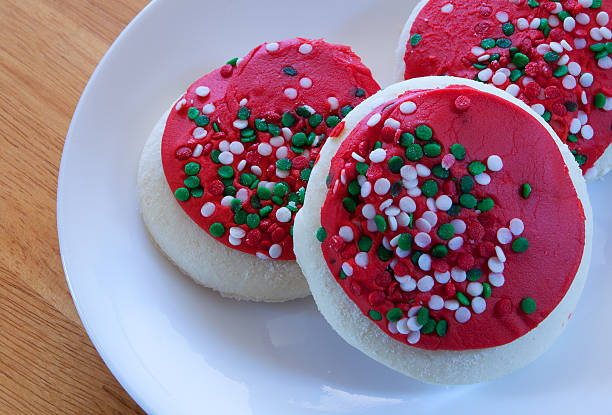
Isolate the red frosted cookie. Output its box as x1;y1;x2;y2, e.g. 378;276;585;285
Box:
294;77;592;383
138;38;379;302
396;0;612;180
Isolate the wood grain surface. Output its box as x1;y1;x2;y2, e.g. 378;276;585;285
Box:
0;1;148;413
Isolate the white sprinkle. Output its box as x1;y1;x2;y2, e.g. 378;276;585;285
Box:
418;253;432;271
601;27;612;40
388;321;400;334
175;98;187;111
562;75;577;90
220;195;233;206
509;218;524;236
362;204;376;219
471;297;486;314
408;187;422;197
452;267;466;282
558;54;570;65
441;3;454;12
575;38;587;49
530;18;541;29
385;206;400;217
233;119;248;129
267;244;281;258
367;113;382;127
496;245;507;263
218;151;234;165
570;118;582;134
517;18;529;30
426;198;437;212
338;226;354;242
455;307;471;323
239;98;248;106
396;318;410;334
561;40;573;51
428;295;444;310
229;141;244;154
236;188;248;202
598;56;612;69
487;155;503;171
284;88;297;99
422;211;438;227
251;166;262;176
581;125;594;140
228;235;241;246
582;91;588;105
537;44;551;55
276;146;288;159
399;101;417;114
299;43;312;54
403;178;418;189
505;84;520;97
591;27;604;41
341;262;353;277
415;232;432;248
568;62;581;76
467;282;483;297
492;72;508;85
328;97;339;110
384;118;401;129
549;15;560;27
399;196;416;212
471;46;485;56
531;103;545;116
360;181;372;198
299;77;312;89
195;86;210;97
579;73;594;87
445;299;459;311
257;142;273;156
579;0;593;7
436;195;453;211
276;168;289;178
202;103;215;114
350;152;365;163
237;160;246;171
355;252;369;268
407;316;423;331
496;11;508;23
597;11;610;26
435;271;450;284
417;275;435;292
276;207;292;223
407;331;421;344
474;173;491;186
229;227;246;239
448;236;464;251
415;218;431;233
219;141;230;151
266;42;279;52
550;42;564;53
497;227;512;244
369;148;386;163
200;202;215;217
192;127;207;139
374;178;391;195
397;212;410;227
578;111;588;125
416;164;431;177
399;277;417;291
192;144;203;157
267;136;282;148
488;257;505;273
563;16;576;32
489;273;505;287
478;54;490;63
478;68;493;82
400;165;417;180
576;13;590;25
450;219;466;234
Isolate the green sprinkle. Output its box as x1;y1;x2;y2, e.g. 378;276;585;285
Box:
187;107;199;120
374;215;387;232
400;132;415;147
237;106;250;120
355;87;366;97
432;164;450;179
421;319;436;334
273;182;289;197
512;53;529;68
481;38;496;49
437;223;455;240
386;308;403;322
306;132;316;146
257;187;271;200
528;0;539;8
567;134;578;143
388;156;404;173
281;112;295;127
373;141;382;150
209;222;225;237
296;106;311;117
417;307;429;326
283;66;297;76
356;162;369;175
309;113;323;128
591;0;602;8
521;297;536;314
211;150;221;164
594;93;606;109
436;320;448;336
447;204;461;217
482;283;492;299
340;105;353;117
253;118;268;131
457;292;470;306
468;161;486;175
459;193;477;209
239;173;254;187
342;197;356;212
521;183;532;199
591;43;605;52
348;180;360;196
538;17;549;31
553;65;568;77
300;168;311;181
369;310;382;321
415;125;433;140
250;195;261;209
489;53;501;62
595;50;609;60
234;210;247;225
574;153;587;166
423;142;442;157
542;111;552;122
410;33;422;47
291;132;307;147
473;63;488;70
558;10;570;20
326;116;340;128
230;198;242;212
496;38;511;48
460;176;474;193
358;236;373;252
477;197;494;212
195;115;209;127
421;179;438;197
431;244;448;258
510;69;523;82
268;124;281;136
411;251;423;265
398;233;413;251
190;187;203;198
405;143;423;161
246;214;260;229
339;269;347;279
226;57;238;66
174;187;190;201
259;205;272;217
316;227;327;242
467;268;482;281
502;22;515;36
223;186;236;196
543;51;559;63
184;162;200;176
184;175;200;189
450;143;466;160
218;165;234;178
377;245;393;261
276;158;292;171
509;46;519;57
512;237;529;253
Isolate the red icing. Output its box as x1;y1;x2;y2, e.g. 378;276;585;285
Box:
319;85;585;350
403;0;612;173
161;38;379;260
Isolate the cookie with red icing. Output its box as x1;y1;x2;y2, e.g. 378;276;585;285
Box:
396;0;612;180
294;77;592;383
138;38;379;302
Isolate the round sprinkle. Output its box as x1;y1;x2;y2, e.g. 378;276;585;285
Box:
299;43;313;54
369;148;386;163
174;187;190;201
435;195;452;211
487;155;503;171
512;237;529;253
437;223;455;240
201;202;215;217
374;178;391;195
471;297;486;314
386;308;403;322
405;144;423;161
521;183;532;198
367;113;382;127
468;161;486;175
489;273;505;287
195;86;210;97
284;88;297;99
509;218;524;235
417;275;434;292
316;227;327;242
497;227;513;244
521;297;537;314
269;244;282;259
450;144;466;160
415;125;433;140
266;42;279;52
388;156;404;173
299;77;312;89
209;222;225;237
399;101;417;114
455;307;471;323
339;226;354;242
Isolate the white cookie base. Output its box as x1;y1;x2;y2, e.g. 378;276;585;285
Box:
137;110;309;302
293;77;593;384
394;0;612;181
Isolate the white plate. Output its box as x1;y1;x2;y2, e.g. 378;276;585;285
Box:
58;0;612;413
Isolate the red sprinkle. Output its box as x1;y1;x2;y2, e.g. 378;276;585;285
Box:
544;86;560;99
478;241;496;258
495;298;513;315
220;64;233;77
369;291;386;306
208;180;225;196
454;95;471;111
552;102;568;116
524;82;541;99
245;229;262;246
176;147;193;160
271;227;287;243
524;62;539;77
467;221;485;241
381;126;396;142
292;156;308;169
458;253;475;270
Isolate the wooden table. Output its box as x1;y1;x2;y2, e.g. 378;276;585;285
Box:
1;1;148;413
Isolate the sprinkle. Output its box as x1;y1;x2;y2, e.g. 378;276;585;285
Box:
414;232;432;248
284;88;297;99
521;183;532;198
497;227;513;244
175;98;187;111
492;71;507;85
202;103;215;114
496;11;509;22
435;195;453;211
266;42;279;52
418;253;432;271
598;56;612;69
275;207;292;223
328;97;339;110
591;27;604;41
562;75;577;90
299;43;313;54
486;155;503;171
407;331;421;344
417;275;434;292
505;84;520;97
467;282;483;297
369;148;386;163
441;3;453;13
471;297;486;314
367;113;382;127
269;244;282;259
299;77;312;88
455;307;471;323
597;12;609;26
399;196;417;213
200;202;215;217
579;73;594;87
512;237;529;253
489;273;505;287
192;127;207;139
478;68;493;82
195;86;210;97
451;267;466;282
218;151;234;165
445;299;459;310
233;119;248;129
581;125;594;140
563;16;576;32
338;226;354;242
517;18;529;30
415;218;432;233
521;297;537;314
342;262;353;277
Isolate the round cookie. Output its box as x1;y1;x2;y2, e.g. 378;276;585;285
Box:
138;38;379;302
294;77;592;383
396;0;612;180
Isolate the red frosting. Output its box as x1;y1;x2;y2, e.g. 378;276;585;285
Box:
161;38;379;260
319;85;585;350
402;0;612;174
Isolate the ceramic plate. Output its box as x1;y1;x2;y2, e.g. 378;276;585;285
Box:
57;0;612;413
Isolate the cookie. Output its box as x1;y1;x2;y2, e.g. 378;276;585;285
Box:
396;0;612;180
138;38;379;301
294;77;592;383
